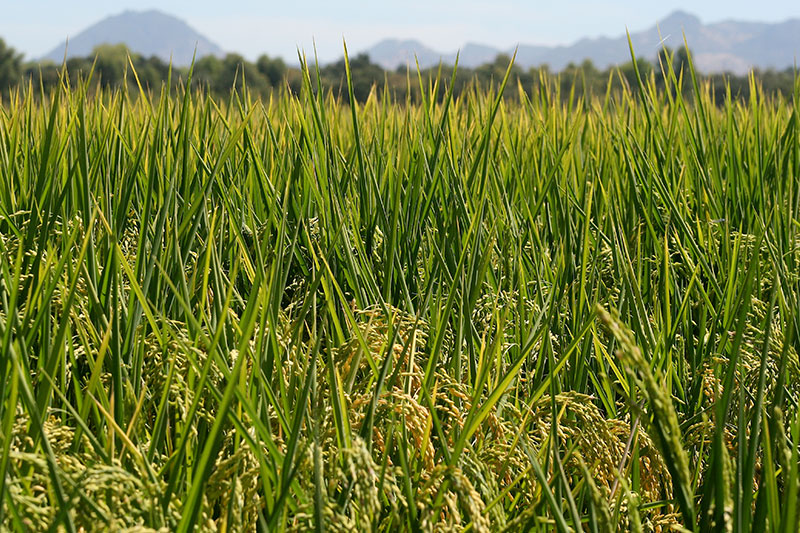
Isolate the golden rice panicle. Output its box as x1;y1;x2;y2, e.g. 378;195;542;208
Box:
596;304;695;524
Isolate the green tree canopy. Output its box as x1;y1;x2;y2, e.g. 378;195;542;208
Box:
256;54;287;87
0;38;23;90
92;43;134;87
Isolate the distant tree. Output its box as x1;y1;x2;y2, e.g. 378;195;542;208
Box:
618;57;654;90
256;54;287;87
92;43;134;87
559;59;602;101
23;62;61;92
321;53;384;103
65;56;94;82
190;54;271;95
651;45;693;96
195;54;269;95
224;54;269;94
0;38;23;90
674;46;690;77
220;53;249;90
580;59;599;76
285;68;304;96
134;55;171;92
193;55;223;92
3;37;798;106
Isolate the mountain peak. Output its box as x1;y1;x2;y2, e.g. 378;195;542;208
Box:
119;9;165;16
363;11;800;75
659;10;702;29
367;39;445;69
42;10;223;65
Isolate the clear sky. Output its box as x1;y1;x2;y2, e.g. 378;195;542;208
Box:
2;1;800;62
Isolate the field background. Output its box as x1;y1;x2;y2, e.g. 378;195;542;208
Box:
0;49;799;531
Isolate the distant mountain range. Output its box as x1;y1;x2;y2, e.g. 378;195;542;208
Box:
43;10;223;65
365;11;800;74
38;9;800;74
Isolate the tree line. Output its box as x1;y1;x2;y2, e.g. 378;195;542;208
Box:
0;38;797;104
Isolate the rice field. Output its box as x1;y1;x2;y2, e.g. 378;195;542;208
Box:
1;48;799;532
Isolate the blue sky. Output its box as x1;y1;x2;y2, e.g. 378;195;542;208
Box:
2;1;800;62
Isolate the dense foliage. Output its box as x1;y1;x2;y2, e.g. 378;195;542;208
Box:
0;39;798;104
0;47;799;531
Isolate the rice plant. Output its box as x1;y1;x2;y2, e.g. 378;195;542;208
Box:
0;44;799;532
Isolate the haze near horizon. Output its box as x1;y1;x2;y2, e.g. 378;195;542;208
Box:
2;1;800;64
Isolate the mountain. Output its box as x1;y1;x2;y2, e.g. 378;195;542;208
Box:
363;10;800;74
460;43;503;67
365;39;443;71
43;10;223;65
365;40;503;70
